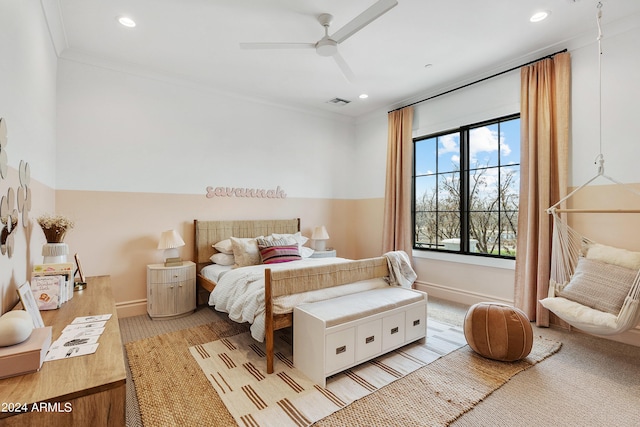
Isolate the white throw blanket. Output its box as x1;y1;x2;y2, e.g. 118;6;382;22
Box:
384;251;417;288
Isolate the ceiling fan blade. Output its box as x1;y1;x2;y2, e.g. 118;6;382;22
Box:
330;0;398;44
239;42;315;50
332;52;356;83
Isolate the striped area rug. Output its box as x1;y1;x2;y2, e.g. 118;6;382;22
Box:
189;319;465;427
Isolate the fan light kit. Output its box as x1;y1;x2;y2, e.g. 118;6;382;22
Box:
240;0;398;82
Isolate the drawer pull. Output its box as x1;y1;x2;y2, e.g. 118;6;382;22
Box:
336;345;346;355
390;327;399;334
365;335;375;344
413;319;421;326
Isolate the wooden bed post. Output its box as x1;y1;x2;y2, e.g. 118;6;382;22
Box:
265;268;274;374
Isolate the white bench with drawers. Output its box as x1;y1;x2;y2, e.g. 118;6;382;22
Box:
293;287;428;386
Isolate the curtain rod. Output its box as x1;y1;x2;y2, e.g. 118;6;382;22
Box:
388;48;568;114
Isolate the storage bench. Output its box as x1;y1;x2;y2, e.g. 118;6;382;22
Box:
293;287;427;386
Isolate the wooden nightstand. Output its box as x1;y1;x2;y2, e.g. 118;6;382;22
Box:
310;249;337;258
147;261;196;319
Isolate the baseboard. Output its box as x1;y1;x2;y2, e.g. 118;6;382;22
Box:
414;280;514;306
115;299;147;318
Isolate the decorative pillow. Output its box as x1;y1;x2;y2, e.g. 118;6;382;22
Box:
558;257;637;314
209;252;235;266
230;237;261;267
271;232;311;256
213;239;233;255
259;244;301;264
255;235;297;247
272;232;309;247
586;243;640;270
299;246;315;258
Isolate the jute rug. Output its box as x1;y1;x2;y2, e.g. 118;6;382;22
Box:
189;319;467;427
127;319;561;427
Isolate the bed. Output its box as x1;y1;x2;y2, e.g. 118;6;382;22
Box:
193;219;395;373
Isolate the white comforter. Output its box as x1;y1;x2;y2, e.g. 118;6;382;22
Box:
209;257;389;342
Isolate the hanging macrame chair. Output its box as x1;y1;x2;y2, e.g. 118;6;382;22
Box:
539;3;640;336
542;184;640;335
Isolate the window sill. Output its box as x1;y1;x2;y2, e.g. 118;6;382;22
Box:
412;250;515;270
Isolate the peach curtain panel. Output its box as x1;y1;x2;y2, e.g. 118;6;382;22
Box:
382;107;414;256
514;52;570;327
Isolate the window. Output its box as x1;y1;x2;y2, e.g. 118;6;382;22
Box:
413;114;520;258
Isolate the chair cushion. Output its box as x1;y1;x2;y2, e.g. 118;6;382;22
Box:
558;257;637;315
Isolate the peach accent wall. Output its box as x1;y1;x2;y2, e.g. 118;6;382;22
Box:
566;183;640;251
56;190;365;316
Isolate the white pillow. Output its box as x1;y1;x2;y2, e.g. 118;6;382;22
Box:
300;246;314;258
586;243;640;270
213;239;233;255
209;252;235;266
230;237;261;267
540;297;618;329
272;232;308;247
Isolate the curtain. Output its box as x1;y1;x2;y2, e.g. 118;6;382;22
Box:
382;107;414;256
514;52;570;327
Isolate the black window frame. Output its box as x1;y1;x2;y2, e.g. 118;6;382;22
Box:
412;113;520;259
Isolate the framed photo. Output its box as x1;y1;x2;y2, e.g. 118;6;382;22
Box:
17;281;45;328
74;253;86;283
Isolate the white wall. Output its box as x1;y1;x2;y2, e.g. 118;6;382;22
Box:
56;59;358;199
0;0;58;312
354;18;640;306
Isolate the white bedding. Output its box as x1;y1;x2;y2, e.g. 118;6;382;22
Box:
209;257;389;342
201;263;233;283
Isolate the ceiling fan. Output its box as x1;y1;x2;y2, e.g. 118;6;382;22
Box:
239;0;398;82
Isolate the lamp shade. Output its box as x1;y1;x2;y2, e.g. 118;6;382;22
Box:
312;226;329;240
157;230;185;250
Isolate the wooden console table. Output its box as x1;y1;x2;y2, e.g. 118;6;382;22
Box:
0;276;126;426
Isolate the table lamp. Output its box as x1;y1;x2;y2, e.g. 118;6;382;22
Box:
311;226;330;251
158;229;185;266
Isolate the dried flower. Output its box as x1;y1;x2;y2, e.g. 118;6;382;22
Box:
37;214;74;230
37;214;74;243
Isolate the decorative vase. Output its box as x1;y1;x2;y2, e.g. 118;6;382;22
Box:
42;226;67;244
42;242;69;264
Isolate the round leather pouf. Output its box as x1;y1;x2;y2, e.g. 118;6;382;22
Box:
463;302;533;362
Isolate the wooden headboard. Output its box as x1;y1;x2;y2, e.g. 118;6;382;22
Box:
193;218;300;269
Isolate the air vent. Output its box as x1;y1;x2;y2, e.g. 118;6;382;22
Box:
326;97;351;106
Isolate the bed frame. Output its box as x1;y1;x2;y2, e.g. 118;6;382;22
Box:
193;219;390;373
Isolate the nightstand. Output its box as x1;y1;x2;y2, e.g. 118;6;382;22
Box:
147;261;196;319
310;249;337;258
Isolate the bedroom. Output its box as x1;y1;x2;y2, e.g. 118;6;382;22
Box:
1;0;640;352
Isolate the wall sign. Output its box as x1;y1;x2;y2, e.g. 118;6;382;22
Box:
206;185;287;199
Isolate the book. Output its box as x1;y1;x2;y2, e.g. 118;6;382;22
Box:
30;276;63;310
0;327;52;379
33;263;74;304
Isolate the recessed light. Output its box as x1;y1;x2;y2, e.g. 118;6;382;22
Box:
530;11;550;22
359;94;369;99
118;16;136;28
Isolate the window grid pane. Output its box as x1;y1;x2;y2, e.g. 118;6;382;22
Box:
413;115;519;259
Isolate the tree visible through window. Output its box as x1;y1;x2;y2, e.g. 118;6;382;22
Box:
413;114;520;258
